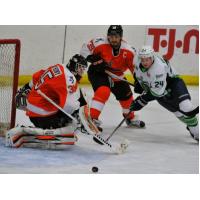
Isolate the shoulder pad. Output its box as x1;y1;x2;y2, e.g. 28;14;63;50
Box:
92;37;108;47
121;41;136;54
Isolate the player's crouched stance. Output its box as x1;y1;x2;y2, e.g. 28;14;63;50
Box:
6;54;90;149
130;46;199;142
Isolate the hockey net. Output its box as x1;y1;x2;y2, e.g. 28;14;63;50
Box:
0;39;20;136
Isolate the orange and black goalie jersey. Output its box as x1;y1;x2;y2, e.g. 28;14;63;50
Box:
26;64;80;117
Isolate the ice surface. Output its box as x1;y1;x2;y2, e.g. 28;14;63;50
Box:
0;86;199;173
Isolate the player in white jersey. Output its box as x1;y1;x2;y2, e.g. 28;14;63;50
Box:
130;46;199;141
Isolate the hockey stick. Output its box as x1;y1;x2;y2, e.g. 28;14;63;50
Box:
105;70;135;87
105;105;199;143
37;90;78;123
105;111;132;142
91;111;131;146
80;88;129;149
104;103;198;143
180;106;199;117
37;89;126;154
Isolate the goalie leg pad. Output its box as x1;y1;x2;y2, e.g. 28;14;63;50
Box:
79;105;101;135
78;105;129;154
5;126;78;149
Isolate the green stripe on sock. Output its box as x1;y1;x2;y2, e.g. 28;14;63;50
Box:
178;116;198;127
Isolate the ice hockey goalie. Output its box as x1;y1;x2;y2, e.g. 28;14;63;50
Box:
5;54;90;149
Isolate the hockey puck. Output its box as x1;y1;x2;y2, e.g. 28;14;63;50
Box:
92;166;98;173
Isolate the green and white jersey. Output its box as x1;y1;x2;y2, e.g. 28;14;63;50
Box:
134;55;178;97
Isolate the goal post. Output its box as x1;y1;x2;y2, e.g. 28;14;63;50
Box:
0;39;21;136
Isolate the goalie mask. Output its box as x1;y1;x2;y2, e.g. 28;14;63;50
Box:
66;54;88;81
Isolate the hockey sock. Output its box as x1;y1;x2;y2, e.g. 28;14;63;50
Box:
90;86;110;119
119;96;134;120
178;115;198;127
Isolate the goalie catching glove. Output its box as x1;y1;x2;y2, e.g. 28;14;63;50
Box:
15;82;32;110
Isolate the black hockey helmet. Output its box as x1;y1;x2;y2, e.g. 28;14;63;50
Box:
107;25;123;37
66;54;87;80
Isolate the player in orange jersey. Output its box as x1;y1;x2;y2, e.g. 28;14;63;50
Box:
80;25;145;130
6;55;88;148
16;54;88;129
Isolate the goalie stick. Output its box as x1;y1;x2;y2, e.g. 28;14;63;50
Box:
78;104;129;152
93;111;132;145
79;88;129;149
37;89;128;154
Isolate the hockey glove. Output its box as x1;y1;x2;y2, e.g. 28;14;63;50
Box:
130;96;148;111
71;109;81;123
134;80;144;94
15;83;32;110
87;54;103;63
133;73;144;94
87;54;109;73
